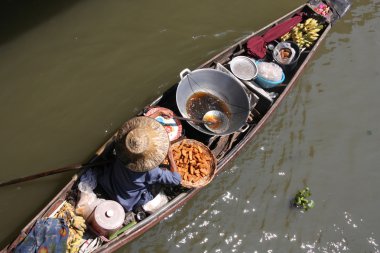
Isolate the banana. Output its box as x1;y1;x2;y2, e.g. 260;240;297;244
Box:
311;28;321;33
281;32;291;41
54;202;88;253
280;17;323;48
310;19;318;26
306;32;319;36
309;36;319;41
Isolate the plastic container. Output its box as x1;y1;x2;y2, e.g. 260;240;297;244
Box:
254;61;285;89
255;72;285;89
89;200;125;237
273;41;300;73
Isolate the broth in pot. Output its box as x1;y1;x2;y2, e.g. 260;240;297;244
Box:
186;91;231;128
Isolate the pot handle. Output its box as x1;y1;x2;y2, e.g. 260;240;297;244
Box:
179;68;192;80
238;123;250;133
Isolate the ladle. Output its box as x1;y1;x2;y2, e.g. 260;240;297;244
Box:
169;115;214;125
163;111;230;134
202;110;230;134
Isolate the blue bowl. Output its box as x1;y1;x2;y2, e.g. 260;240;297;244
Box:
254;62;285;89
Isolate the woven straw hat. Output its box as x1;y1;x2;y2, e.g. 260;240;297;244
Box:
115;116;170;172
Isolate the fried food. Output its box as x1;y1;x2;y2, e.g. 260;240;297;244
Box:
172;140;213;185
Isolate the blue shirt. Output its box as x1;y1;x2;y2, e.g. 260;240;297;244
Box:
98;158;181;211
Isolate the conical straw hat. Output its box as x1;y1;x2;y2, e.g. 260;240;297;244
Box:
115;116;170;172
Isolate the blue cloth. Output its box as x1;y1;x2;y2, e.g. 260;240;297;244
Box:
15;218;68;253
98;158;181;211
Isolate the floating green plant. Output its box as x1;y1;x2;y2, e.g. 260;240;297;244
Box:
292;187;315;211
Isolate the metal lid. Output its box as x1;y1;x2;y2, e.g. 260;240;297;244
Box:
93;200;125;231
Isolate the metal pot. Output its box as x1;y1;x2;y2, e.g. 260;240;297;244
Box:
176;68;251;136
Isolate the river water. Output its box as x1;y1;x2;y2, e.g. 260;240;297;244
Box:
0;0;379;252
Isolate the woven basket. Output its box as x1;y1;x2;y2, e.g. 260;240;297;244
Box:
171;139;216;188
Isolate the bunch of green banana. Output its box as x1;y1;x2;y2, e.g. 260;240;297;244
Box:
54;202;87;253
281;18;324;48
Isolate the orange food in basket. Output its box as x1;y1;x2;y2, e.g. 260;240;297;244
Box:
172;140;214;186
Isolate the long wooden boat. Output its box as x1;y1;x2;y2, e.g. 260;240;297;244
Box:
2;1;351;252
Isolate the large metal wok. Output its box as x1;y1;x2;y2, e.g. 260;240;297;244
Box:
176;68;251;136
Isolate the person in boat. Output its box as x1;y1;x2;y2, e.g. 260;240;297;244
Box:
97;116;181;213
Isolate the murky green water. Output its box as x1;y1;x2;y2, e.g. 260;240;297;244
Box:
1;0;379;252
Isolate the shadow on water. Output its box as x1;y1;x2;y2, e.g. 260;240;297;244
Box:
0;0;81;45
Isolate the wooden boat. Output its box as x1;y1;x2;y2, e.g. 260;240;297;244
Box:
2;1;351;252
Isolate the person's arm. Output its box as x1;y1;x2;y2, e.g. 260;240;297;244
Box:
146;109;173;120
150;166;181;185
167;147;178;173
149;148;181;185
